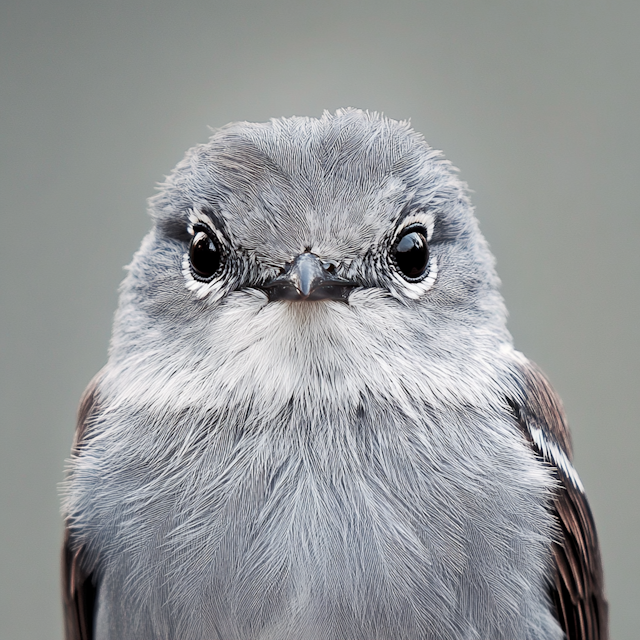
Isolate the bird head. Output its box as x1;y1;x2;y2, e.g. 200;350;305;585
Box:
105;109;510;417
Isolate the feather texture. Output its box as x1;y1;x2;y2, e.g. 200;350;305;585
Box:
61;110;607;640
509;360;608;640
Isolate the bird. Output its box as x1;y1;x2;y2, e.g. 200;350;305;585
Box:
62;109;608;640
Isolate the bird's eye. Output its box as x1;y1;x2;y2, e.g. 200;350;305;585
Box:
392;225;430;281
189;229;221;280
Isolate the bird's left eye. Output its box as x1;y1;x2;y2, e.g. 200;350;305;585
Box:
392;225;430;281
189;229;221;280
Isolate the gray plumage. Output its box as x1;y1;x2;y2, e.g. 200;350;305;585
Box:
62;109;607;640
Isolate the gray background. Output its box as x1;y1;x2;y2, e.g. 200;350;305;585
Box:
1;1;638;638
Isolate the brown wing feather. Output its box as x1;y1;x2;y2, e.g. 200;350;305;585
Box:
62;375;102;640
510;360;608;640
62;528;96;640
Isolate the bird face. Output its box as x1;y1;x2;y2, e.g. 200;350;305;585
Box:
107;110;510;420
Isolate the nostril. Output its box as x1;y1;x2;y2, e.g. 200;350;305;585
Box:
323;262;336;274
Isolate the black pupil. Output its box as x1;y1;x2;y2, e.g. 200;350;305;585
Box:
395;229;429;279
190;231;220;279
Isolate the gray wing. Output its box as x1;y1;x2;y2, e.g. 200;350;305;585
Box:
62;377;101;640
508;360;608;640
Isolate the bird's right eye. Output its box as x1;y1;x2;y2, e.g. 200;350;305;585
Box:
189;229;221;280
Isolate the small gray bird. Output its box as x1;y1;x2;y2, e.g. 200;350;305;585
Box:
62;109;608;640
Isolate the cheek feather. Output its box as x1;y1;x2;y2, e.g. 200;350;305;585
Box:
104;285;512;426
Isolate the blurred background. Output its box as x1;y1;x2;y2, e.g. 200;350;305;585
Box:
1;1;638;638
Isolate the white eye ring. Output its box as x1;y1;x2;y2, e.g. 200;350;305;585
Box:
392;211;435;244
189;228;223;281
183;209;228;302
389;211;437;299
393;257;438;299
391;224;430;282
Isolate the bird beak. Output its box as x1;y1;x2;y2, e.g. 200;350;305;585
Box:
261;253;358;302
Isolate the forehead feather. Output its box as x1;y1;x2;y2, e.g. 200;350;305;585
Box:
149;110;466;255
